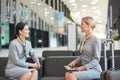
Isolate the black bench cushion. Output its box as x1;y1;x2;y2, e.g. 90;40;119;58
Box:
0;57;15;80
41;76;65;80
43;56;80;76
101;50;120;57
108;56;120;69
73;50;80;56
100;56;107;71
0;77;15;80
0;57;8;77
42;50;73;58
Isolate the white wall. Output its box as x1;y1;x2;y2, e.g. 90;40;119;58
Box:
67;23;77;51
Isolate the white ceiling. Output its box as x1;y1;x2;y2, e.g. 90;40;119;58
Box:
62;0;109;39
20;0;109;39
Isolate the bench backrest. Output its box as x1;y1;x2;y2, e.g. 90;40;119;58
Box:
0;57;8;77
42;50;73;58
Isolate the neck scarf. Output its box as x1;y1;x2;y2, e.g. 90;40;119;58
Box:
17;36;27;58
80;33;93;53
18;36;26;47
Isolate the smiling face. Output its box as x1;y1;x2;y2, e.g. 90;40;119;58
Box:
19;25;30;38
80;16;95;34
80;20;90;33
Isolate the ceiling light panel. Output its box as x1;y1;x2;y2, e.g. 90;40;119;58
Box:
81;5;88;8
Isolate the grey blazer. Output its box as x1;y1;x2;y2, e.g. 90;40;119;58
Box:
75;35;102;72
6;39;39;68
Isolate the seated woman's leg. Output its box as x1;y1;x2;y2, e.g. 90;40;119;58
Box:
31;70;38;80
65;72;78;80
73;70;100;80
20;72;32;80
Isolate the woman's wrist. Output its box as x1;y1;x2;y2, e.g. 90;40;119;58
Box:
73;60;77;64
35;59;39;63
82;66;86;70
29;63;33;68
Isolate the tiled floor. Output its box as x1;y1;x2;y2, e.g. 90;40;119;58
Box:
0;46;68;57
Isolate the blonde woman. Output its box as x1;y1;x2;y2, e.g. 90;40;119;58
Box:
65;16;102;80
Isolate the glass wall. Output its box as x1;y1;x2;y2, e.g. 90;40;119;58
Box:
0;0;10;48
12;0;16;24
0;0;74;49
0;0;1;50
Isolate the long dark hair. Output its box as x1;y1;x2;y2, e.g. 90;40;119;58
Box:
13;22;27;39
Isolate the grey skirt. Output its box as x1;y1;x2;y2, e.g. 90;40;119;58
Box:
5;66;36;79
73;69;100;80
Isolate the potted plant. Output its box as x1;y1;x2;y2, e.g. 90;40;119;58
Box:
112;32;120;49
113;33;120;41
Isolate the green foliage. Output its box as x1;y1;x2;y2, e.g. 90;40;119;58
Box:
113;34;120;41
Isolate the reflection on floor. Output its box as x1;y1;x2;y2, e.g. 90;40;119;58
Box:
0;46;67;57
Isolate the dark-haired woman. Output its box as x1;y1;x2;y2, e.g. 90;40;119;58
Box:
5;22;41;80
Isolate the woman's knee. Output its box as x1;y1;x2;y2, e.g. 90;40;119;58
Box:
21;72;32;80
65;72;70;77
65;72;78;80
32;70;38;75
70;73;76;77
70;73;78;80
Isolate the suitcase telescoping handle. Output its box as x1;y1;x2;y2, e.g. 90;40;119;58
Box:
104;39;115;70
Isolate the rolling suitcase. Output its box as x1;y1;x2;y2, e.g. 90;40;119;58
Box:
100;39;120;80
101;69;120;80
